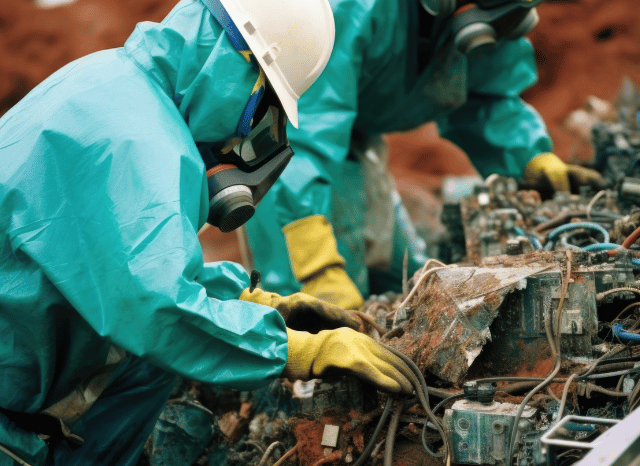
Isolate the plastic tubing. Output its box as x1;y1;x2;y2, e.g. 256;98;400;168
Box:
608;225;640;256
621;225;640;250
546;222;610;244
613;322;640;343
514;226;543;250
583;242;619;252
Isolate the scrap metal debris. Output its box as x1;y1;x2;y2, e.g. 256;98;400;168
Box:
384;260;556;384
139;79;640;466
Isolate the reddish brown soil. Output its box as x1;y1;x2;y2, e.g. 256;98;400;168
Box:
525;0;640;164
0;0;176;116
2;0;639;262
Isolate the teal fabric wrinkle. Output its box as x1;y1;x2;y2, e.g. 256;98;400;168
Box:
122;0;258;143
437;38;552;177
0;414;48;466
466;38;538;96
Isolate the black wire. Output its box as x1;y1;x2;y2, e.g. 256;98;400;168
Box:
581;367;640;380
249;270;261;292
380;344;450;459
593;355;640;365
421;417;445;458
351;344;455;465
433;393;465;414
420;393;465;458
470;358;640;385
384;402;404;466
352;397;393;466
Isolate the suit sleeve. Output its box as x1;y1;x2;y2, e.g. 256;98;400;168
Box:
436;38;553;178
10;102;288;392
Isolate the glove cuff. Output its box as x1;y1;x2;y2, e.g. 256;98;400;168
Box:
282;328;317;381
283;215;347;282
301;267;364;310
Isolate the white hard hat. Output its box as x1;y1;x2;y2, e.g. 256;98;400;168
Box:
218;0;335;128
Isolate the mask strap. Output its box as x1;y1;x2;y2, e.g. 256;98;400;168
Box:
200;0;266;137
200;0;248;50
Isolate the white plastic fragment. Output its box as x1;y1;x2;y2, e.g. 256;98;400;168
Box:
321;424;340;447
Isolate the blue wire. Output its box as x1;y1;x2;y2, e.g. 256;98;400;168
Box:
546;222;610;244
538;223;640;267
513;226;543;250
563;423;597;433
583;243;619;252
613;322;640;343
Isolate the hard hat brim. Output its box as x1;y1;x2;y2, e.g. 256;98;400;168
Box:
214;0;336;130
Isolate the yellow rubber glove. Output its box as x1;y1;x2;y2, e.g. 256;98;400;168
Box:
524;152;607;197
283;328;413;394
239;288;359;333
283;215;364;310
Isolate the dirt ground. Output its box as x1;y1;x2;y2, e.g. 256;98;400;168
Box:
2;0;640;262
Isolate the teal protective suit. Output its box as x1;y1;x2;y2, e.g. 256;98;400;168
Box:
246;0;553;297
0;1;287;464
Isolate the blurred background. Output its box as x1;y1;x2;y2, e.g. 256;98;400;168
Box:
3;0;640;262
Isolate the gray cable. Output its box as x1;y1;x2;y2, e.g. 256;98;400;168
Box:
384;402;404;466
352;397;393;466
380;344;450;459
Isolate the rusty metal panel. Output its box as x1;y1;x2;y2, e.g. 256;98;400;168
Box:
386;260;556;383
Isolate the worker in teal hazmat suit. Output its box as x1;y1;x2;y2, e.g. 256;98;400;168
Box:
245;0;608;310
0;1;417;465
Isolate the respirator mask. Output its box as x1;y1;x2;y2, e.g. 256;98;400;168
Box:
420;0;544;55
199;0;294;233
198;85;292;233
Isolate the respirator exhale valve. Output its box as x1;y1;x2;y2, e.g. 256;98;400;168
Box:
453;14;497;54
208;185;255;233
420;0;544;55
452;2;542;54
203;131;294;232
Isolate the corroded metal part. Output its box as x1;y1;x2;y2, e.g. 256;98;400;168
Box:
385;260;556;383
